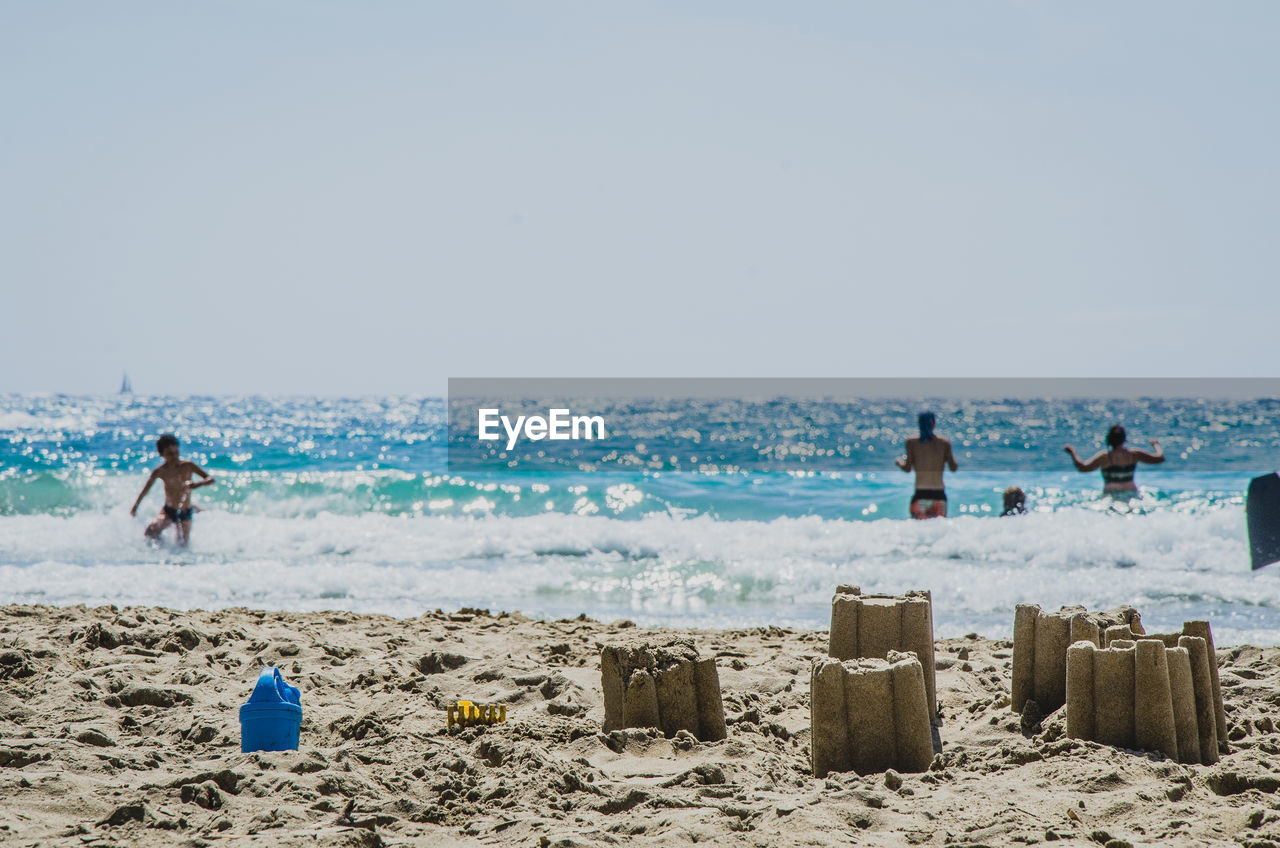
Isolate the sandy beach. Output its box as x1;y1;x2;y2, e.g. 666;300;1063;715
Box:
1;604;1279;847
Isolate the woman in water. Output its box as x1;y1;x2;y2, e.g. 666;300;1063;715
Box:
1064;424;1164;498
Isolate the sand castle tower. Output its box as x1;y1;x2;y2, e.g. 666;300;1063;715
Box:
1095;619;1226;746
810;651;935;778
1010;604;1144;715
827;585;937;718
1066;636;1220;765
599;637;727;742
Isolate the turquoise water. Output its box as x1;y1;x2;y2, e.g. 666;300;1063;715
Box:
1;394;1278;643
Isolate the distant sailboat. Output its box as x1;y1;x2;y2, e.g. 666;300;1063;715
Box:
120;373;133;394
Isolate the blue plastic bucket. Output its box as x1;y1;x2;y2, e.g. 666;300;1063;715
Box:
239;667;302;753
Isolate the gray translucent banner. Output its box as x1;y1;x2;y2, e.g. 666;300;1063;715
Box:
447;378;1280;474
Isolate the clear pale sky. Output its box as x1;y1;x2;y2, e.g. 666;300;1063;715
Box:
1;2;1276;395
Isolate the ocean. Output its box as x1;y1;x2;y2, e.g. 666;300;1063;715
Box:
2;394;1277;643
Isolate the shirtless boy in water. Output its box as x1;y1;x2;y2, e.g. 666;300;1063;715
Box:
895;411;958;519
129;434;216;546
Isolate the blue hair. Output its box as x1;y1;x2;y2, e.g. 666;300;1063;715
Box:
918;411;936;443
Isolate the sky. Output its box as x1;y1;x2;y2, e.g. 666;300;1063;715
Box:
1;2;1277;395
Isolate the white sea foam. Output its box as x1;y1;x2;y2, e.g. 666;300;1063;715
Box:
2;506;1276;644
0;410;97;433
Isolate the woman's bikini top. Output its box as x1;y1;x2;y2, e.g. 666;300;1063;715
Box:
1101;450;1137;484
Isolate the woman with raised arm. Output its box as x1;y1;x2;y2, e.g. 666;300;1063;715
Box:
1064;424;1164;498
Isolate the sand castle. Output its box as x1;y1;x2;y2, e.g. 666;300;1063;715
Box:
1010;603;1145;714
827;585;937;718
1097;619;1227;745
810;651;935;778
1065;636;1220;764
599;637;727;742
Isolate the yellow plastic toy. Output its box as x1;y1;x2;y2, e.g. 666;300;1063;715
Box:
447;701;507;728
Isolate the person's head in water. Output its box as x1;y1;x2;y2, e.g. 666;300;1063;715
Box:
1002;486;1027;516
155;433;179;462
918;412;937;443
1106;425;1126;450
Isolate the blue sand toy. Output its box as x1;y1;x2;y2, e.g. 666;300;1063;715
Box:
239;667;302;753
